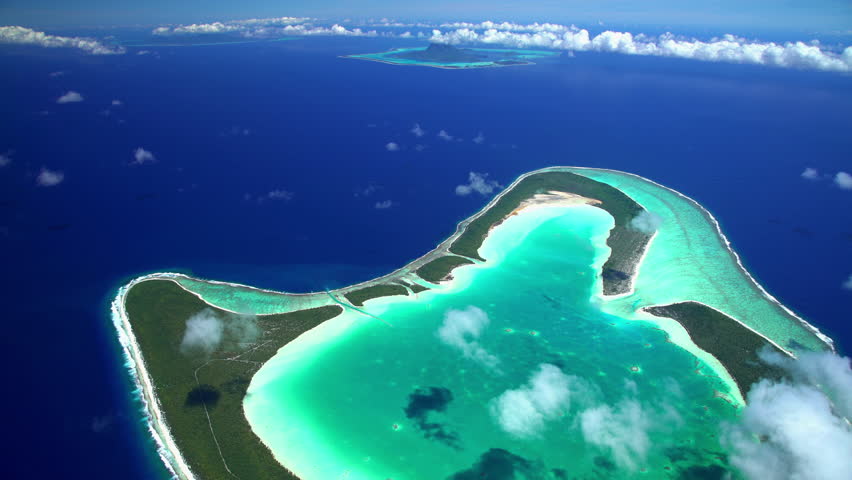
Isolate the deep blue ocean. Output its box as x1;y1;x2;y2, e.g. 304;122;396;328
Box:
1;34;851;477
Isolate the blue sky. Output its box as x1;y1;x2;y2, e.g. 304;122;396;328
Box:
1;0;850;33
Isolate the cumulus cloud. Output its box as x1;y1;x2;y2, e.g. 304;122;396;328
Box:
354;184;378;197
385;142;400;151
180;310;225;355
0;153;11;167
844;275;852;290
266;189;294;201
180;309;260;356
245;189;294;204
629;211;663;234
491;364;575;438
132;147;156;165
437;306;499;369
455;172;500;196
472;132;485;144
580;398;652;471
36;168;64;186
429;25;852;73
411;123;426;137
578;380;681;471
56;91;83;104
801;167;820;180
835;171;852;190
723;350;852;480
439;21;573;33
375;200;395;209
152;18;380;39
225;313;261;345
437;129;454;141
0;26;125;55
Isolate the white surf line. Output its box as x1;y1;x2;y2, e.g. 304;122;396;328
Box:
568;166;835;351
149;171;596;314
130;274;339;317
116;166;833;476
112;273;343;480
112;274;197;480
110;173;611;479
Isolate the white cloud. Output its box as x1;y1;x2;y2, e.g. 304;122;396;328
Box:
132;147;156;165
759;349;852;418
580;398;652;471
835;171;852;190
437;129;454;141
354;185;378;197
225;313;260;345
801;167;820;180
375;200;394;209
411;123;426;137
152;18;379;39
36;168;64;186
429;26;852;73
56;91;83;104
844;275;852;291
267;189;294;200
0;26;125;55
491;364;574;438
437;306;499;369
111;100;123;107
723;351;852;480
385;142;400;151
180;310;225;355
455;172;500;196
472;132;485;144
629;211;663;234
48;71;65;77
180;309;260;355
0;154;10;167
439;21;573;33
577;380;682;472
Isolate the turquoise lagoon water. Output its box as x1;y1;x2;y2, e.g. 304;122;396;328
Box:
346;48;560;69
243;205;738;480
563;168;830;353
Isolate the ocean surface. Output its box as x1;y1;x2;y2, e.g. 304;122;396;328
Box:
1;33;851;478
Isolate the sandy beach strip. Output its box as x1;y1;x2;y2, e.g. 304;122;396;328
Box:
113;166;835;477
112;274;197;480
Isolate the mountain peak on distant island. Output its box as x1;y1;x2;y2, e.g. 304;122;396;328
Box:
425;42;461;53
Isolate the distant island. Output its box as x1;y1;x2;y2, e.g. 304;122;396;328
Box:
113;167;833;480
343;43;560;69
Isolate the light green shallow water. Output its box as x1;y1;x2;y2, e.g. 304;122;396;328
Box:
563;168;829;353
348;47;560;69
175;277;332;315
244;205;740;479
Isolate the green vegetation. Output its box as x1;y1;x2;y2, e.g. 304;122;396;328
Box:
125;279;342;480
448;171;649;295
645;302;785;395
391;43;485;63
395;280;430;294
416;255;475;283
344;284;409;306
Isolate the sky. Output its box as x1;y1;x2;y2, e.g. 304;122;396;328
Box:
1;0;850;34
